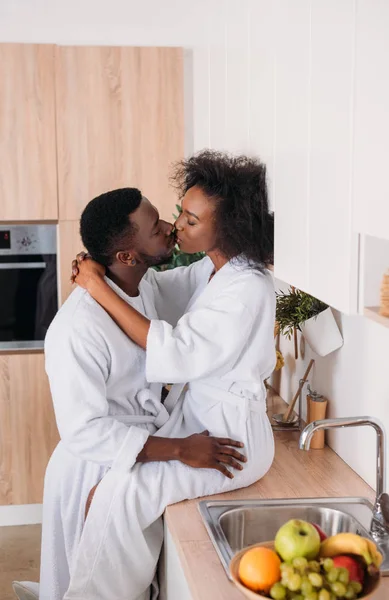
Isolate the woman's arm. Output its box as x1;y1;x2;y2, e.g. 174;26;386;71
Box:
144;260;207;325
72;255;151;349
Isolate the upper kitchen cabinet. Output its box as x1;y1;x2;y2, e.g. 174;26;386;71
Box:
352;1;389;242
273;0;311;293
58;220;85;304
273;0;358;314
306;0;358;314
55;46;184;221
249;0;276;211
0;44;58;221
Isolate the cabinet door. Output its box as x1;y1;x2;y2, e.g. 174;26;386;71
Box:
56;46;184;222
273;0;311;291
273;1;359;313
58;220;85;304
249;0;277;211
0;44;58;221
308;0;358;313
0;353;59;505
353;1;389;241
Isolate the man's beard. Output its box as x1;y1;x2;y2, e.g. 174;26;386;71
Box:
137;250;173;268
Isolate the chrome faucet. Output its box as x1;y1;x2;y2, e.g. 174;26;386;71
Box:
299;416;389;539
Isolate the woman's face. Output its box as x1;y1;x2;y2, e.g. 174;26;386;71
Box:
174;186;217;254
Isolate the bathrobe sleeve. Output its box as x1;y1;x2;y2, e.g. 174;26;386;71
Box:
45;326;149;472
145;292;255;383
145;257;210;325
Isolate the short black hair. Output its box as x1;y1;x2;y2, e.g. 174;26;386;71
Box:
171;150;274;270
80;188;142;266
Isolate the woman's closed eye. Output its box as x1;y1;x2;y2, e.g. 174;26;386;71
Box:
187;221;196;227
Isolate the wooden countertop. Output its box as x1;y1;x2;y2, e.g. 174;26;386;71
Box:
165;395;389;600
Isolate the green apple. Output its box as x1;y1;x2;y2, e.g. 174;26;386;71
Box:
275;519;320;561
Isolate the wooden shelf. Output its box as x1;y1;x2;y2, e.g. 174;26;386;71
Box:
364;306;389;328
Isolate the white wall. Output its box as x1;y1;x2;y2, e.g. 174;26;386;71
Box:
2;0;389;492
272;292;389;492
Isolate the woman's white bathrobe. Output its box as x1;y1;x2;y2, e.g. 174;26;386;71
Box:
40;278;169;600
64;256;276;600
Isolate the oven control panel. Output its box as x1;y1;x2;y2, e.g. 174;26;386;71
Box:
0;230;11;250
0;225;57;255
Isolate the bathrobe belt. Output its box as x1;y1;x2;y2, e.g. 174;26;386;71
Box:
165;380;267;414
112;379;266;432
113;388;171;429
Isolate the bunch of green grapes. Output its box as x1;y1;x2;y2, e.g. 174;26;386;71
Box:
269;557;364;600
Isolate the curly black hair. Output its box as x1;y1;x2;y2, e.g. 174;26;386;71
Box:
171;150;274;270
80;188;142;266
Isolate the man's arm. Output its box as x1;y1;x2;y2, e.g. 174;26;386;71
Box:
46;325;150;471
85;432;246;519
138;431;246;479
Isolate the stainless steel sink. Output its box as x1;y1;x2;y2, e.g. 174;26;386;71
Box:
198;497;389;579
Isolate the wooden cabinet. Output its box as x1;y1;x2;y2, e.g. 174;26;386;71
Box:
55;46;184;222
0;353;59;505
0;44;58;221
352;1;389;242
0;43;184;507
58;220;84;304
0;43;184;223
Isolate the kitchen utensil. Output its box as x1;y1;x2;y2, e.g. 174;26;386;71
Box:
272;412;299;427
283;359;315;422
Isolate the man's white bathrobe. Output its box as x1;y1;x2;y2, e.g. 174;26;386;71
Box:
64;256;276;600
40;278;168;600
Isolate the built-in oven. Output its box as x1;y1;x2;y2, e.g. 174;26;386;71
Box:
0;225;58;350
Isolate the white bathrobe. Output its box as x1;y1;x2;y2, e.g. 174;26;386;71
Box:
39;277;168;600
64;256;276;600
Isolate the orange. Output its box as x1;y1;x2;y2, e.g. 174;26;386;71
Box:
238;546;281;593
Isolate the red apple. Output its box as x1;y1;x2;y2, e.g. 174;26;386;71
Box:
333;555;365;585
312;523;327;542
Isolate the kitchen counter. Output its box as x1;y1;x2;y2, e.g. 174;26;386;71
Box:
165;395;389;599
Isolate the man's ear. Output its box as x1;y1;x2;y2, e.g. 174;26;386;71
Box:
116;251;137;266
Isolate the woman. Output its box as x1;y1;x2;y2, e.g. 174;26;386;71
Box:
66;150;276;600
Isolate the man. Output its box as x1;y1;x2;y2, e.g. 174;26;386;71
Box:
13;188;245;600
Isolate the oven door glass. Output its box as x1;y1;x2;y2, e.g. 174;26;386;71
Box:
0;254;58;346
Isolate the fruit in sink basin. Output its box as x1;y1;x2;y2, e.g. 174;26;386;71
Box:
312;523;327;541
238;546;281;593
275;519;321;561
320;533;383;568
233;522;381;599
277;559;362;598
332;556;365;586
269;582;287;599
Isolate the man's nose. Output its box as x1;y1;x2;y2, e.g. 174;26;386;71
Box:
161;220;174;236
